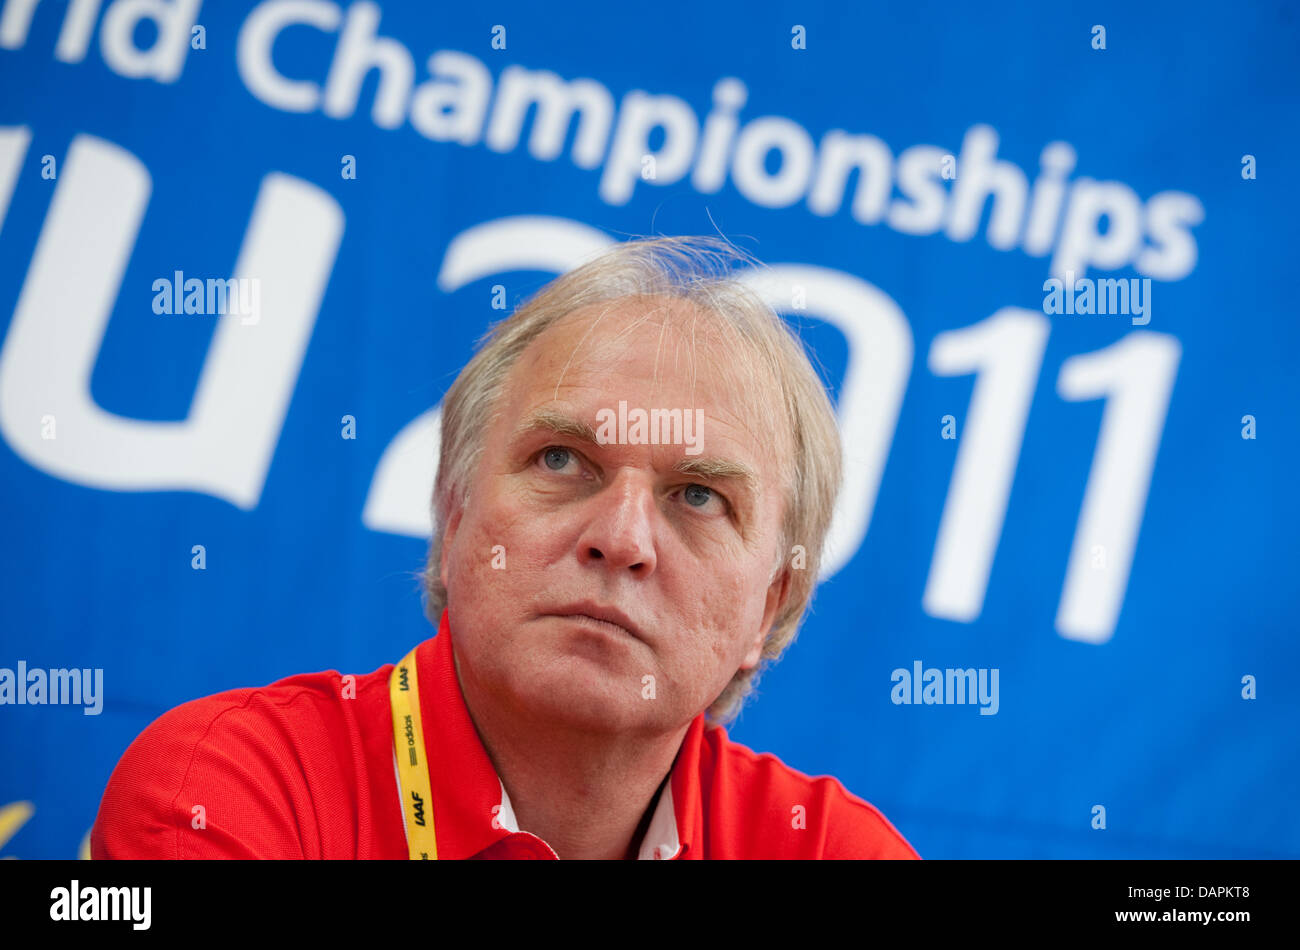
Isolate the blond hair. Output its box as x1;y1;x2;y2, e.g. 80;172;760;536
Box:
423;235;842;726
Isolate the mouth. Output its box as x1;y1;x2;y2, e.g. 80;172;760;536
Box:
544;603;643;641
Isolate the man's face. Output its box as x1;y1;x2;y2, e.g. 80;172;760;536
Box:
440;296;792;735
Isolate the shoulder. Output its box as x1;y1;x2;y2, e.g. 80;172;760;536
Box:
698;725;919;859
92;665;390;859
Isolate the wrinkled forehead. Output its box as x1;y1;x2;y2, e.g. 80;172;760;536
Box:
509;295;787;444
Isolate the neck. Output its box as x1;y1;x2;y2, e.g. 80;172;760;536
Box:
453;647;687;860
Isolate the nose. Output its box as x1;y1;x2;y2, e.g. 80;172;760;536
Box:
575;469;658;576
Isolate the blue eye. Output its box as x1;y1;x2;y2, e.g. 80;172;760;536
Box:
683;484;712;507
543;447;571;471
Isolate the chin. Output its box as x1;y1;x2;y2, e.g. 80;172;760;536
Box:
518;665;654;730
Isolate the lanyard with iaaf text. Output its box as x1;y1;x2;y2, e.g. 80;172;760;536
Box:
390;647;437;859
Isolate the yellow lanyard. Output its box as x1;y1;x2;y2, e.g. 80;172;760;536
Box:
390;647;437;859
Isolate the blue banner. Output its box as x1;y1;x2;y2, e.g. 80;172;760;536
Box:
1;0;1296;858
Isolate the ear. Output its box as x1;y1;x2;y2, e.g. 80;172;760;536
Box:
438;504;465;594
740;565;793;671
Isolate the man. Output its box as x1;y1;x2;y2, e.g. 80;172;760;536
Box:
91;235;918;860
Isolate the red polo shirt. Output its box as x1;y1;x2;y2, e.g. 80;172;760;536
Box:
91;610;918;859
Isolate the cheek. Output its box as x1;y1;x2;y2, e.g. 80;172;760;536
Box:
448;488;565;603
444;501;538;681
682;567;762;662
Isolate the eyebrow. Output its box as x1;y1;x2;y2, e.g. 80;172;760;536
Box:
512;407;761;494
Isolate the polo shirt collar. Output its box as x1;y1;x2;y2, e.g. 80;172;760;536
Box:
414;609;695;860
493;775;682;860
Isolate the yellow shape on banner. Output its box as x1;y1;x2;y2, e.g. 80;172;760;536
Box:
0;801;35;855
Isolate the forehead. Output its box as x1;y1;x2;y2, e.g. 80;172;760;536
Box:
496;293;790;486
507;295;783;448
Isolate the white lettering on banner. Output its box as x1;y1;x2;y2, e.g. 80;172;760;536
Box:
0;126;28;224
99;0;202;82
918;309;1179;643
236;0;341;112
739;266;912;579
0;0;200;81
361;405;440;538
0;131;343;509
924;309;1050;622
360;216;612;537
226;0;1204;280
1055;333;1181;643
0;138;1180;642
0;0;1205;282
485;66;614;167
